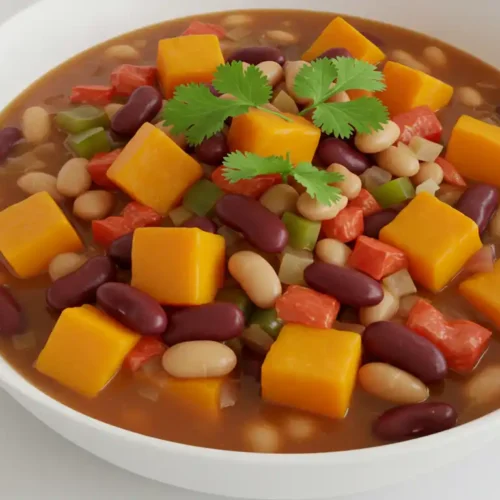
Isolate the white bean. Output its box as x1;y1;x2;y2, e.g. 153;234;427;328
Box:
354;121;400;154
266;30;298;46
283;415;318;440
296;192;348;221
359;288;399;326
391;49;430;73
73;190;115;221
315;238;352;266
285;61;311;105
464;365;500;405
259;184;299;216
22;106;51;144
256;61;284;87
48;253;87;281
17;172;62;202
376;146;420;177
457;86;483;108
412;161;443;186
105;44;140;60
56;158;91;197
244;421;281;453
327;163;362;200
222;14;253;28
423;46;447;67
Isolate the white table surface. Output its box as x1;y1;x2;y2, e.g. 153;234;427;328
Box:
1;1;499;498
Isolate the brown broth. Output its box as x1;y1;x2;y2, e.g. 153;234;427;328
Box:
1;9;500;453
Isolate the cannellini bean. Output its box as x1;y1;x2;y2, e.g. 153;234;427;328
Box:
285;61;311;105
457;86;483;108
283;415;318;440
266;29;298;46
244;421;281;453
354;121;400;154
464;365;500;405
73;190;115;221
488;210;500;238
315;238;352;266
56;158;91;197
327;89;350;103
359;288;399;326
376;146;420;177
48;253;88;281
259;184;299;216
327;163;362;200
256;61;284;87
412;161;443;186
391;49;430;73
105;103;124;120
423;46;447;67
21;106;51;144
296;192;348;221
17;172;62;202
222;14;253;28
105;44;140;60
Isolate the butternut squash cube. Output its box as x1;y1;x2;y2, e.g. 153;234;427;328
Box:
446;115;500;186
380;192;481;292
302;17;385;64
157;35;225;98
0;192;82;278
132;227;225;305
376;61;454;115
35;306;140;397
262;324;361;419
227;109;321;164
107;123;202;215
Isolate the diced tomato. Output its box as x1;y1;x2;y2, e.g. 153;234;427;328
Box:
349;189;382;216
92;217;132;247
275;285;340;329
70;85;115;105
407;298;492;373
87;150;122;189
435;157;467;187
212;167;282;198
182;20;226;39
348;235;408;280
322;206;364;243
122;202;162;228
111;65;157;96
392;106;443;144
124;338;166;372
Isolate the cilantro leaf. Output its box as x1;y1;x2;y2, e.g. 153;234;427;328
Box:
293;58;338;102
293;162;344;206
331;57;386;94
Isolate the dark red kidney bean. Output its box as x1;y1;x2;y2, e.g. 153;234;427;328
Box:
455;184;499;234
364;210;398;238
227;46;285;65
108;232;133;269
363;321;448;383
195;133;228;165
0;287;22;335
97;282;167;335
163;303;244;345
0;127;22;163
46;256;116;312
241;346;264;381
304;261;383;307
111;86;163;137
316;47;353;60
216;194;288;253
317;138;370;174
373;402;457;442
205;83;221;97
361;31;384;48
182;216;216;233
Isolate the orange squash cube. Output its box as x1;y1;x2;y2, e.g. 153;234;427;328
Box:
157;35;225;98
107;123;202;215
262;324;361;419
380;192;481;292
302;17;385;64
132;227;225;305
227;109;321;164
376;62;454;115
0;192;82;278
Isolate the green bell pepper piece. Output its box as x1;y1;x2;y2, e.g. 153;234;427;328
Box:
216;287;254;322
250;308;283;339
282;212;321;251
372;177;415;209
55;106;110;134
183;180;224;216
67;127;111;159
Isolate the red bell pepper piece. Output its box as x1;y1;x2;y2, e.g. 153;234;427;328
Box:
212;167;282;198
87;150;122;189
124;337;166;372
349;189;382;216
392;106;443;144
275;285;340;329
92;217;132;247
122;201;162;227
111;65;157;96
435;157;467;187
322;206;364;243
182;20;226;39
348;235;408;280
407;298;492;373
70;85;115;105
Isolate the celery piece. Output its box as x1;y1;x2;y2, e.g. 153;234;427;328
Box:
372;177;415;209
282;212;321;251
216;287;254;321
56;106;110;134
250;308;283;339
67;127;111;159
182;179;224;216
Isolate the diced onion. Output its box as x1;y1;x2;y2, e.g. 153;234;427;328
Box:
137;385;160;402
398;294;420;318
382;269;417;298
241;325;274;355
12;331;36;351
408;136;444;162
220;380;238;409
416;178;440;196
278;248;314;285
272;90;299;114
360;166;391;192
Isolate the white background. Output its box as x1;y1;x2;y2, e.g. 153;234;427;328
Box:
0;1;498;498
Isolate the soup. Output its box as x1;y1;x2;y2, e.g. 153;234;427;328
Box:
1;9;500;454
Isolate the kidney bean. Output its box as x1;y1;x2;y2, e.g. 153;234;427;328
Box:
182;216;216;233
317;138;370;174
227;46;285;65
316;47;353;60
373;402;457;441
363;210;398;238
206;83;221;97
111;86;163;137
361;32;384;48
304;261;383;307
0;287;22;336
46;256;116;311
163;303;244;345
195;133;228;165
108;232;133;269
0;127;22;163
97;282;167;335
363;321;448;383
216;194;288;253
455;184;499;234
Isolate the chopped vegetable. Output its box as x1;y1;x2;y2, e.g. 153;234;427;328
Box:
242;325;274;354
380;192;482;291
168;206;194;227
272;90;299;114
36;305;140;397
132;227;225;305
408;136;443;162
435;157;467;187
262;324;362;418
124;337;166;372
212;166;281;198
182;179;224;216
67;127;111;159
321;206;364;243
55;105;110;134
376;62;454;115
107;122;202;215
122;201;162;228
276;285;340;329
87;149;121;189
282;212;321;251
302;16;386;64
382;269;417;298
250;308;283;339
372;177;415;208
415;178;440;196
278;248;314;285
0;192;82;278
461;245;495;276
111;65;157;95
392;106;443;144
92;217;132;247
348;235;408;280
360;166;392;193
70;85;115;105
182;21;226;39
216;287;254;321
349;188;382;216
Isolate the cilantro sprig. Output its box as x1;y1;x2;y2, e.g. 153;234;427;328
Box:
223;152;344;206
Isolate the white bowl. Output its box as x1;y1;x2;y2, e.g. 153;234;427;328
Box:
1;0;500;498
